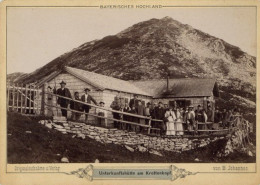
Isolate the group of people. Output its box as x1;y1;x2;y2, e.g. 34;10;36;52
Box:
47;81;242;135
47;81;99;123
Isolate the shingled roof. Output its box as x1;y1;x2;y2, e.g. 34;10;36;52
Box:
65;67;151;96
132;78;219;98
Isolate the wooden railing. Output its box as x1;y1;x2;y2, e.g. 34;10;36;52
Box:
7;84;41;115
43;92;238;136
44;92;163;134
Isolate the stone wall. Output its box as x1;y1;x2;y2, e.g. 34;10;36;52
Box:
39;117;225;155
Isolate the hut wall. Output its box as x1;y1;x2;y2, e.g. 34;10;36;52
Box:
153;97;206;109
102;90;152;127
44;73;103;124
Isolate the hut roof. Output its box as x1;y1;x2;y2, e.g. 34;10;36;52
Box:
132;78;219;98
38;66;151;96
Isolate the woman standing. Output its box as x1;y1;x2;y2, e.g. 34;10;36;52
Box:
175;108;184;135
165;106;176;136
46;86;53;117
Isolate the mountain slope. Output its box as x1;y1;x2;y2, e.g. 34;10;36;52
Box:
18;16;256;111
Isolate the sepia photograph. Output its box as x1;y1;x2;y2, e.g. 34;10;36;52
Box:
5;6;257;166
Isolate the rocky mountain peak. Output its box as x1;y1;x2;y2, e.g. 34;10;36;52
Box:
16;16;256;112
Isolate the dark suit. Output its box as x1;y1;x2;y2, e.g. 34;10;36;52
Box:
129;98;138;108
81;94;97;122
56;88;72;117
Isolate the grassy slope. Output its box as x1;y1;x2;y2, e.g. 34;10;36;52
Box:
7;112;255;163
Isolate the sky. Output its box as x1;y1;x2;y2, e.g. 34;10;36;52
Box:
7;7;257;74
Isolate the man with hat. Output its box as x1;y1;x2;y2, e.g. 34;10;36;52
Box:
129;94;139;109
56;81;72;118
81;87;98;123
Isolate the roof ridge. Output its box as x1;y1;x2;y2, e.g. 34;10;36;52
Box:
65;66;151;96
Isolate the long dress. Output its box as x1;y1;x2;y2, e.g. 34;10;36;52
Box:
175;110;184;135
165;110;176;136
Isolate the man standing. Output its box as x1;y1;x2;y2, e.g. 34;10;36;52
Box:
81;88;98;123
154;102;166;135
47;86;54;117
56;81;72;118
129;94;139;109
137;100;145;132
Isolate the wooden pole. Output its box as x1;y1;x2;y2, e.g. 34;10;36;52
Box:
36;87;39;115
33;86;36;114
12;83;15;111
41;83;46;116
20;84;23;113
147;118;152;134
29;84;32;114
24;84;28;113
7;83;10;111
16;83;19;112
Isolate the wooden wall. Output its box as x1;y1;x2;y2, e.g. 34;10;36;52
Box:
44;72;103;124
102;90;152;126
153;97;213;110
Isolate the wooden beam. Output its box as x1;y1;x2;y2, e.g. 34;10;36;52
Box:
29;84;32;114
25;84;28;113
7;83;10;111
16;84;19;112
46;103;151;128
20;84;23;113
46;92;163;122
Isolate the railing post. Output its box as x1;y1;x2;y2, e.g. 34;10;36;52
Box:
7;83;10;111
33;86;36;114
41;83;46;115
24;84;28;114
29;84;32;114
11;83;15;111
16;83;19;112
20;84;23;113
36;86;40;115
148;118;151;134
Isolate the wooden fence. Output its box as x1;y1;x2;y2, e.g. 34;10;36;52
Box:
7;83;41;115
7;84;248;136
43;91;238;136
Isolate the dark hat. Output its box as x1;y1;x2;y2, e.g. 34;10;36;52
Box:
147;102;151;105
158;102;163;104
47;86;52;89
60;81;66;85
99;101;105;104
84;88;91;91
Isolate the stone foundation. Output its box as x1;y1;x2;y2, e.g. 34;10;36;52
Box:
39;117;226;154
